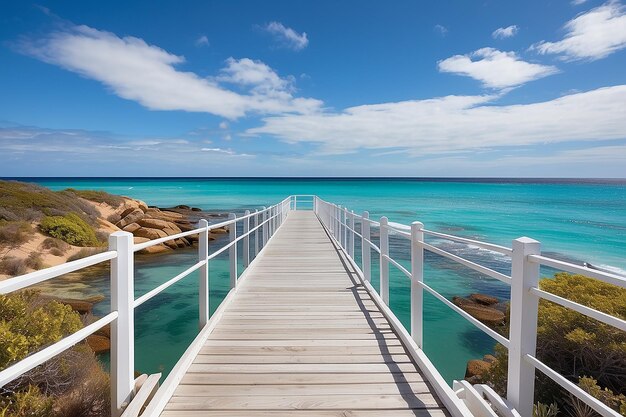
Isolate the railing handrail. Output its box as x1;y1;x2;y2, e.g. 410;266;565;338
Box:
313;196;624;417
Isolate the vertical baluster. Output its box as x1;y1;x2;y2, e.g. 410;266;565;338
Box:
294;195;297;210
410;221;424;347
254;209;259;258
243;210;250;268
109;231;134;417
508;237;541;417
362;211;371;282
198;219;209;329
228;213;237;289
348;210;355;257
262;206;268;247
379;216;389;304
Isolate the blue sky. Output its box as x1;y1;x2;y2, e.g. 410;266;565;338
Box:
1;0;626;177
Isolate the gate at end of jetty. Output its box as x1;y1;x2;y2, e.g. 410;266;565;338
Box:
1;195;624;417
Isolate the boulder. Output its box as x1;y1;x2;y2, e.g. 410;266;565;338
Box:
453;296;505;325
212;227;228;234
136;200;149;213
138;244;171;255
133;236;150;245
97;218;121;234
86;335;110;353
465;359;491;379
119;206;138;219
483;354;497;364
123;222;142;233
95;323;111;338
134;227;168;240
53;298;94;315
470;293;499;306
138;218;171;230
116;208;145;229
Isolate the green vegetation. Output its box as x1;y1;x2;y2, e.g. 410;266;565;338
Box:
0;221;33;247
64;189;125;207
482;273;626;416
0;291;110;417
66;247;106;262
39;214;100;247
0;258;27;277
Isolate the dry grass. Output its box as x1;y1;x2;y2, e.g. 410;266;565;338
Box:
0;257;27;276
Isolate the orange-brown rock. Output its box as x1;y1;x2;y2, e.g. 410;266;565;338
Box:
483;354;497;364
134;227;168;240
470;293;499;305
453;296;505;325
116;208;145;228
465;359;491;379
138;244;171;254
137;218;171;230
123;222;142;233
86;335;110;353
95;323;111;338
212;227;228;234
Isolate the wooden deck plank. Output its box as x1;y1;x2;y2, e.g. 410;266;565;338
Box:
160;211;449;417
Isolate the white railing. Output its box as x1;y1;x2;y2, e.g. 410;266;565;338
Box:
1;194;624;417
313;196;626;417
0;196;292;417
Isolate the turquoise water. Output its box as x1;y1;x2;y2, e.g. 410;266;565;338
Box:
17;177;626;384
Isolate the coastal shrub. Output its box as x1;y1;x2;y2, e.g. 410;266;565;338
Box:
0;258;27;277
39;214;99;247
0;292;111;417
48;248;64;257
0;291;83;370
0;222;33;246
24;253;44;271
533;402;559;417
567;377;626;417
40;238;69;253
482;273;626;413
65;189;125;208
0;385;54;417
0;181;99;225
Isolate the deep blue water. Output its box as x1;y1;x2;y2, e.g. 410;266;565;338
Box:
12;177;626;384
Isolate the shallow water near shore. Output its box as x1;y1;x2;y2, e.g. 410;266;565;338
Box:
19;177;626;384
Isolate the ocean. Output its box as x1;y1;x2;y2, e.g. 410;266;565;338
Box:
15;177;626;384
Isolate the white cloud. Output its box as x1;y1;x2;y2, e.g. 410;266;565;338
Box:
201;147;250;156
532;1;626;61
492;25;519;39
571;0;589;6
438;48;559;89
195;35;209;47
219;121;229;129
16;25;322;119
247;85;626;155
434;25;448;36
263;22;308;50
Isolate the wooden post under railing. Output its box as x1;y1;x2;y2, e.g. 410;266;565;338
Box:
243;210;250;268
410;221;424;348
228;213;237;289
508;237;541;417
362;211;371;282
198;219;209;329
380;216;390;304
109;231;135;417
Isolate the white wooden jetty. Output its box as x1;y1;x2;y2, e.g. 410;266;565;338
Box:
1;195;624;417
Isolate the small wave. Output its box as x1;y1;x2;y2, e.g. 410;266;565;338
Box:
597;264;626;277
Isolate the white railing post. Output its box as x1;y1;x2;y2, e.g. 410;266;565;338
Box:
338;206;344;248
348;210;355;258
254;209;259;258
313;196;317;213
362;211;371;282
198;219;209;329
262;206;268;247
294;195;297;210
343;208;348;249
410;221;424;348
228;213;237;289
109;231;134;417
243;210;250;268
380;216;390;304
508;237;541;417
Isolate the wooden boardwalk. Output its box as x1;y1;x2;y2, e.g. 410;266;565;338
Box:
160;211;449;417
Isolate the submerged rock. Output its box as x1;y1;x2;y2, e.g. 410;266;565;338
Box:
452;296;505;325
469;293;499;305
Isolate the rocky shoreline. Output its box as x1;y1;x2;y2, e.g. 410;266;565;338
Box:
452;293;508;382
101;198;229;254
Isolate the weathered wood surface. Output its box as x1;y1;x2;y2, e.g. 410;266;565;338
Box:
161;211;449;417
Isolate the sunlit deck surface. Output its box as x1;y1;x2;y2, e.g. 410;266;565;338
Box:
160;211;449;417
